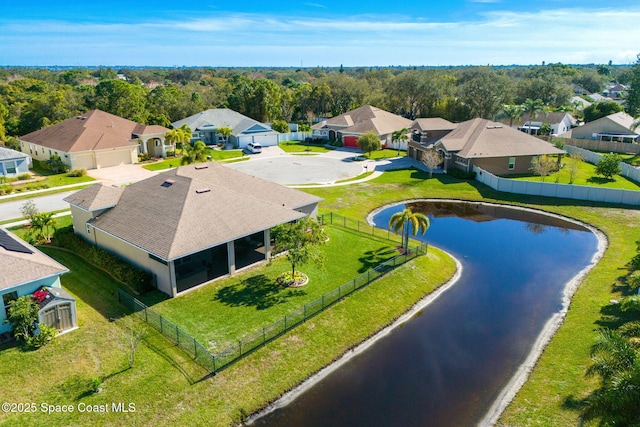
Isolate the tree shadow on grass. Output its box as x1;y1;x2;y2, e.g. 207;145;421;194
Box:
358;247;398;273
587;176;616;185
214;274;306;310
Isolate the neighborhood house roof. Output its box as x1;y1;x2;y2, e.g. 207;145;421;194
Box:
437;118;566;159
65;163;323;260
412;118;456;132
171;109;278;136
19;110;169;153
0;229;68;291
603;112;640;133
0;147;29;161
312;105;413;136
64;184;124;211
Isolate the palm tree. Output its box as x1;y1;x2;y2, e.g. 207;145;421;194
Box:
181;140;207;165
582;328;640;425
502;104;524;127
521;98;546;135
388;208;430;254
391;128;409;155
216;126;233;148
31;212;56;243
165;124;192;157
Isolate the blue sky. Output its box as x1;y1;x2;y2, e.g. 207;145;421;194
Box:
1;1;639;67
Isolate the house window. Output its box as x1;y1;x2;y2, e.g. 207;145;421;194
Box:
2;291;18;316
155;140;160;147
508;157;516;170
4;161;17;175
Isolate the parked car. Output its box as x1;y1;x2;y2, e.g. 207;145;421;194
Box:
245;142;262;154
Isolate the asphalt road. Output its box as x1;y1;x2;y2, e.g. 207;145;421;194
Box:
0;190;77;222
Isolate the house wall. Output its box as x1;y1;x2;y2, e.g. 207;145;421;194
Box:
90;227;172;295
0;275;63;335
0;157;30;177
572;119;633;139
20;141;137;170
470;155;538;176
21;141;73;168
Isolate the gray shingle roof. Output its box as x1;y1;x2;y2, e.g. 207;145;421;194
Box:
73;163;322;260
438;118;566;158
172;109;278;136
64;184;124;211
0;147;29;161
0;229;68;291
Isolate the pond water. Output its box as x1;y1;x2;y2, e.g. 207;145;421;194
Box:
252;201;599;427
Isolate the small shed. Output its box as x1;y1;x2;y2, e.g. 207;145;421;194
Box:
36;287;78;333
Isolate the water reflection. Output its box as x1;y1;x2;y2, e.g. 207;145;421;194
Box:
253;201;597;427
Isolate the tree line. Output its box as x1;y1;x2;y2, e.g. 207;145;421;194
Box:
1;59;638;147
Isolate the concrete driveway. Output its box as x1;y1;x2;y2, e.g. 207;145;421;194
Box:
86;164;158;186
226;155;366;185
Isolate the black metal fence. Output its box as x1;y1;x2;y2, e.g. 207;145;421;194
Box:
118;214;428;374
319;212;403;244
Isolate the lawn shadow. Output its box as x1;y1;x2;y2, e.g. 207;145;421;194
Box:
214;274;306;310
358;247;398;273
587;176;615;185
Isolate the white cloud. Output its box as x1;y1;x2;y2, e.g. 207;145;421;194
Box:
1;7;640;66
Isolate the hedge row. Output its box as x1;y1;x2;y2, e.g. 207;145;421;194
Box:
53;226;153;294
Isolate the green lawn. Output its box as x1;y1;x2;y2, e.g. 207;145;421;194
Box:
598;152;640;167
142;148;244;171
0;216;454;426
364;148;407;160
140;225;400;351
278;141;331;153
509;158;640;190
0;161;94;196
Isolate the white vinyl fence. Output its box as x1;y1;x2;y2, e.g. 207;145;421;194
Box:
278;132;312;143
565;145;640;183
473;166;640;206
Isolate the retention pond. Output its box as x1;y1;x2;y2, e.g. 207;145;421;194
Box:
252;201;601;426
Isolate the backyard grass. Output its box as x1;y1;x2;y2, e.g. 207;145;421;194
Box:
139;225;401;351
509;158;640;189
0;218;454;426
2;167;639;426
365;148;407;160
278;141;331;153
142;148;244;171
0;162;94;196
592;151;640;167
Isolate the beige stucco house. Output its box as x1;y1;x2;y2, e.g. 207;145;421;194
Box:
19;110;171;170
570;111;639;143
64;162;322;297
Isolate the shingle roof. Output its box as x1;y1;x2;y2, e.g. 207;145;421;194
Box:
171;109;278;136
70;163;322;260
605;112;640;133
412;118;456;132
0;147;29;161
0;229;68;291
437;118;566;159
64;184;124;211
19;110;169;153
312;105;413;136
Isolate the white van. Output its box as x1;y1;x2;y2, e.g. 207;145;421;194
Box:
246;142;262;154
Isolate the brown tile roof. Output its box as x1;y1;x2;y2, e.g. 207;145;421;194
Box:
0;229;68;291
312;105;412;136
64;183;124;211
19;110;169;153
438;118;566;159
73;163;322;260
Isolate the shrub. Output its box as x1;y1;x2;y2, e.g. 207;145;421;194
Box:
43;154;69;173
0;185;14;195
27;324;57;349
138;153;153;162
53;227;153;293
165;150;175;157
66;168;87;177
447;168;477;180
16;173;31;181
595;153;622;179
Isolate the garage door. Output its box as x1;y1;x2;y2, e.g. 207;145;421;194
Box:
251;134;278;147
343;136;359;148
72;153;96;170
96;149;134;168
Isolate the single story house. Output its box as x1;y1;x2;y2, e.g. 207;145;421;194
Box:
411;118;565;176
19;110;171;170
571;111;640;143
64;162;323;297
506;112;575;137
0;147;31;177
0;228;75;337
408;118;456;160
172;109;281;149
312;105;413;148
